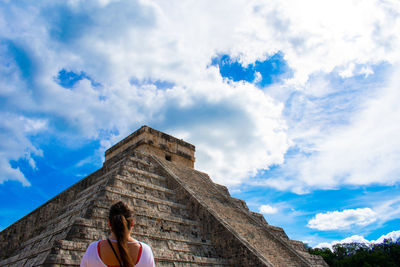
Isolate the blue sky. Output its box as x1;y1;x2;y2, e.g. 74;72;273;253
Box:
1;0;400;247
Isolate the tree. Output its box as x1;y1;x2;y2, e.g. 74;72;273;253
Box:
307;238;400;267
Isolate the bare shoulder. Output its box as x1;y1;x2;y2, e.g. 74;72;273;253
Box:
86;240;99;250
127;240;141;251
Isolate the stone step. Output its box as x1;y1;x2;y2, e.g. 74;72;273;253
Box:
136;235;217;256
266;225;289;240
83;207;203;245
229;221;305;265
134;224;206;244
289;240;307;252
0;185;105;264
0;242;53;267
38;186;105;230
103;155;127;170
89;202;200;228
42;239;229;266
154;249;229;266
126;155;153;167
18;219;73;250
104;153;152;172
3;250;50;267
51;190;105;222
70;211;207;247
65;225;225;265
106;150;154;167
297;251;328;267
113;174;177;203
103;186;189;218
86;202;191;226
27;174;110;230
70;218;214;248
8;227;71;265
14;189;106;252
14;198;98;250
119;164;168;188
157;263;229;267
121;156;159;175
114;173;174;195
44;240;88;266
74;171;114;200
134;215;201;235
105;196;190;222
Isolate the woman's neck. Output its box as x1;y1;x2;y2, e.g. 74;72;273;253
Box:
109;232;135;242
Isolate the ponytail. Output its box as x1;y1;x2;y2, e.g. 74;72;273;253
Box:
109;202;134;267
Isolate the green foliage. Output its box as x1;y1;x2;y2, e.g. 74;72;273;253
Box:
308;238;400;267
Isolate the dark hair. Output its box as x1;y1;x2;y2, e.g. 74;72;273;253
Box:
109;201;134;267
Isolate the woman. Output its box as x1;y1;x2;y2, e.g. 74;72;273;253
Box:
81;201;155;267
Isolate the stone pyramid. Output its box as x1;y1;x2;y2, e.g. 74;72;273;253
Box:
0;126;327;267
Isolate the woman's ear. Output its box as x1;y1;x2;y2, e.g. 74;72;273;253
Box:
129;218;134;229
108;220;111;228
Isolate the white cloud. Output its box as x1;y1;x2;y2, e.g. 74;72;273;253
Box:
259;204;278;214
373;197;400;226
22;117;47;133
237;0;400;84
1;0;400;188
164;74;289;185
340;235;371;245
298;72;400;186
316;230;400;250
0;113;46;185
308;208;377;230
0;160;29;187
315;235;370;250
307;197;400;237
374;230;400;244
257;66;400;193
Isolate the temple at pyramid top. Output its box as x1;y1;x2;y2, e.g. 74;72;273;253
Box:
105;125;195;168
0;126;328;267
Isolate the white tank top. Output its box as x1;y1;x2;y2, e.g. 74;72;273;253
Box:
80;240;155;267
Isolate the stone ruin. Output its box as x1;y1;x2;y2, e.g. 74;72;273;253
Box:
0;126;328;266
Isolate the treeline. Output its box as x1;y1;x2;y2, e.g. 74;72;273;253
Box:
308;238;400;266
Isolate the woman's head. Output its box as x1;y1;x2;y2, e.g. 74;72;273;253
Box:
108;201;134;266
109;201;133;229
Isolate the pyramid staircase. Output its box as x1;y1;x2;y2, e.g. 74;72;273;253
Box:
0;126;327;266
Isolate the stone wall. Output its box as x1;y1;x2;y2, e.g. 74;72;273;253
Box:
105;126;195;168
